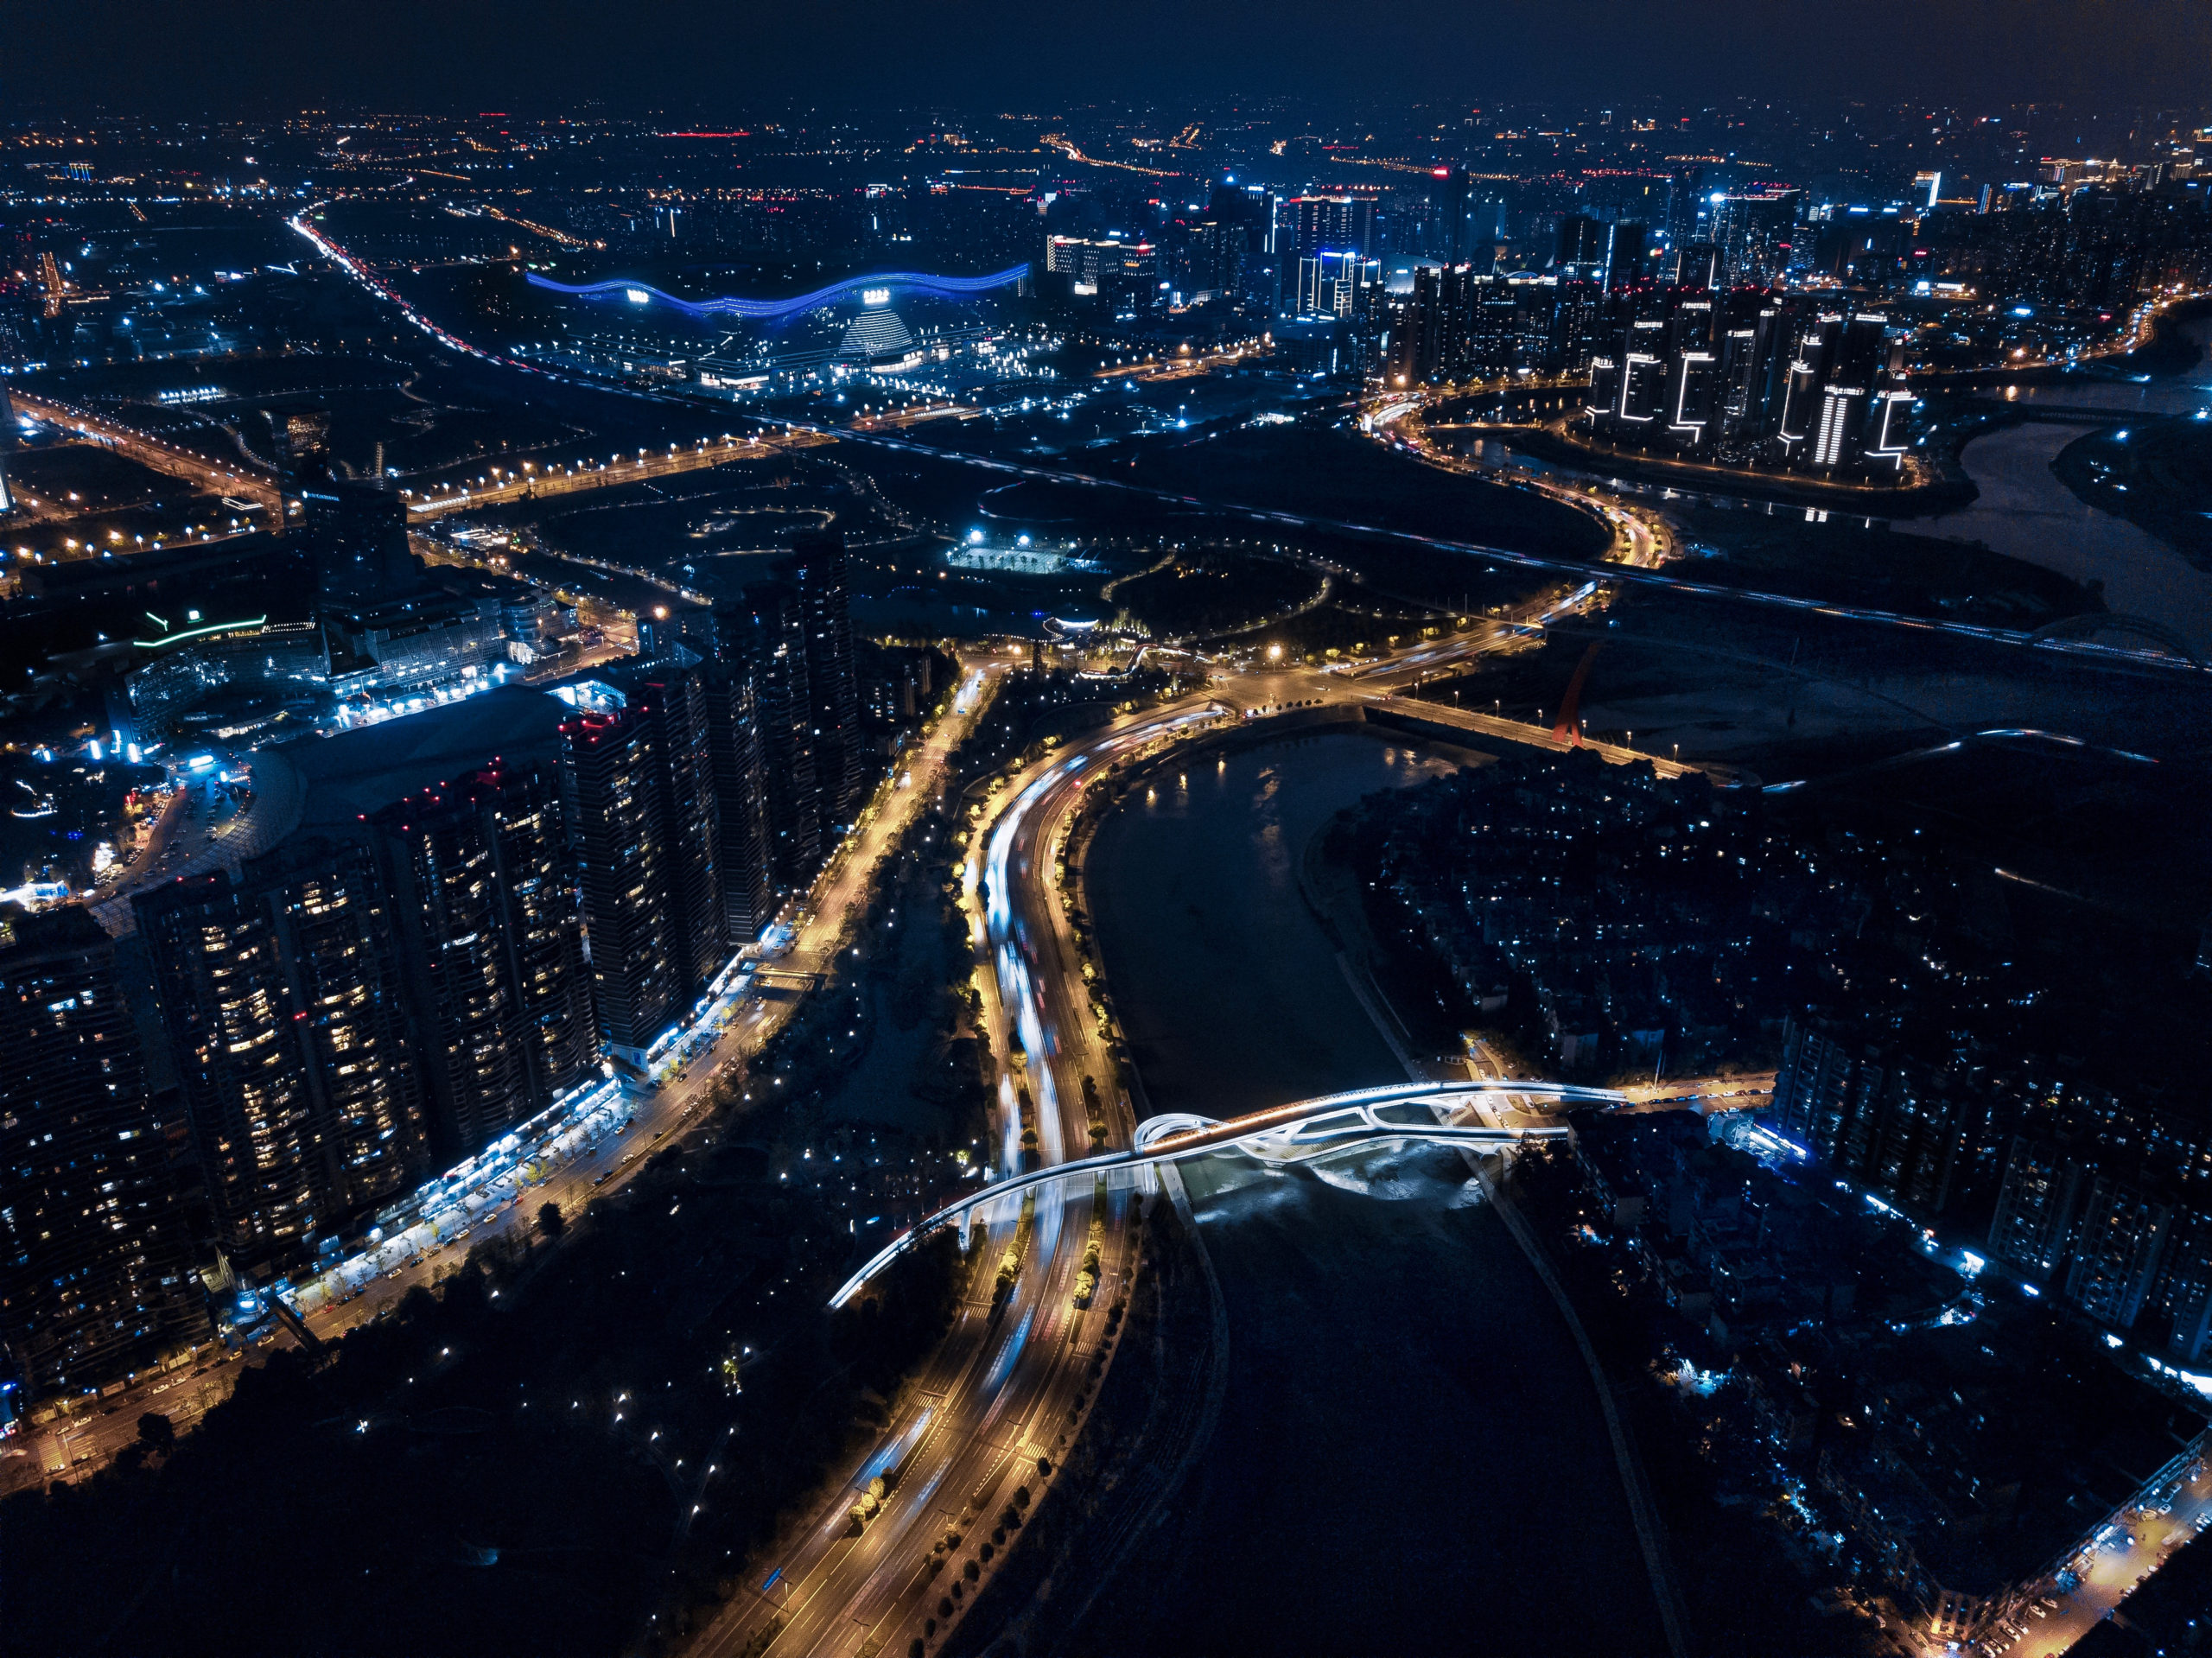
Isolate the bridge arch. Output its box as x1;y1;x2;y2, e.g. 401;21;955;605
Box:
828;1079;1617;1307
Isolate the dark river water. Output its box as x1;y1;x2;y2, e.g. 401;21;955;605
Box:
1082;728;1668;1657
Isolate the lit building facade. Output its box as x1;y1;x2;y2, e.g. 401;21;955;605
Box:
0;910;207;1399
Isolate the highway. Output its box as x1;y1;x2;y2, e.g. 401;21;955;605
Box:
683;657;1681;1658
1;662;1007;1497
7;388;283;515
1370;391;1673;568
827;423;2208;677
706;663;1699;1658
687;696;1246;1658
402;428;833;518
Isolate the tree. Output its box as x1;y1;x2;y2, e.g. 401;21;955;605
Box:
537;1201;565;1240
136;1412;175;1454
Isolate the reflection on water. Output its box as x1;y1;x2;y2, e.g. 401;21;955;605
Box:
1976;317;2212;417
1906;421;2212;649
1081;732;1668;1655
1096;730;1459;1120
1908;315;2212;647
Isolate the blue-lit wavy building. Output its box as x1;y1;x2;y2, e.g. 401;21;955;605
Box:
516;262;1033;388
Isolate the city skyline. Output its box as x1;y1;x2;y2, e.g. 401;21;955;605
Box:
3;68;2212;1658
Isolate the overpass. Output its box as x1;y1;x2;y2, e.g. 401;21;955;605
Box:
828;1078;1612;1308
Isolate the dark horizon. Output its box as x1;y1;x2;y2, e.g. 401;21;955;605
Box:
14;0;2212;116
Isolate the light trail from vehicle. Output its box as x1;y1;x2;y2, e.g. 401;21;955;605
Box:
821;426;2209;677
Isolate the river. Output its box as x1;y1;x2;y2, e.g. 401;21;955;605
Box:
1899;317;2212;650
1078;728;1669;1657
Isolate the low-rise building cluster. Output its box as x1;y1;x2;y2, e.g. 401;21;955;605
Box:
1554;1109;2209;1650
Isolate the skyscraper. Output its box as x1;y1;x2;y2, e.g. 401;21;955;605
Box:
1554;214;1607;275
715;581;821;892
374;759;596;1155
702;602;778;942
0;909;207;1399
0;378;16;514
609;649;727;1001
1602;220;1648;294
1710;187;1803;288
1284;194;1376;264
297;480;422;611
792;530;863;848
1662;163;1707;249
560;703;676;1063
136;841;431;1269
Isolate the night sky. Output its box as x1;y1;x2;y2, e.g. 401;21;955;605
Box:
16;0;2212;112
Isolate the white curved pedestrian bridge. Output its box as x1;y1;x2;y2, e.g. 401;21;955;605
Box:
828;1079;1619;1307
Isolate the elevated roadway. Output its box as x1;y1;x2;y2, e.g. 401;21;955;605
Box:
3;664;1007;1497
830;1080;1596;1308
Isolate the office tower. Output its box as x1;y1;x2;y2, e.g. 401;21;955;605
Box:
1179;219;1244;302
136;842;431;1268
1602;221;1647;293
0;909;207;1399
560;703;676;1062
1439;166;1471;263
1710;187;1803;288
1663;164;1707;248
793;530;862;847
1044;236;1158;310
299;480;423;610
1554;213;1606;274
1671;242;1721;289
1295;250;1380;319
1229;182;1283;313
375;759;596;1154
1286;194;1376;262
611;650;726;1000
701;605;776;941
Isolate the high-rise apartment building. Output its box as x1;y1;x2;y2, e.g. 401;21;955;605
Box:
2064;1172;2175;1328
610;650;727;1001
373;760;595;1155
559;703;676;1063
793;530;863;848
702;602;779;941
136;842;430;1269
1586;292;1910;476
0;910;207;1399
1387;268;1601;385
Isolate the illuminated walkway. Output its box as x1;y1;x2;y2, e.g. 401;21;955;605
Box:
828;1078;1613;1307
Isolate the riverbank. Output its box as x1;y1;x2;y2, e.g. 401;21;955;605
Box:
1058;727;1667;1656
